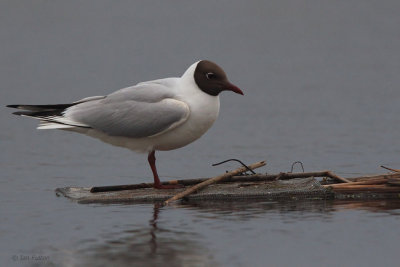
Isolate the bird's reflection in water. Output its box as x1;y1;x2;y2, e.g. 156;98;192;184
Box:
149;203;161;254
76;203;214;266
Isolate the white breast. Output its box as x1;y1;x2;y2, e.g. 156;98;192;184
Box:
146;72;220;151
152;90;220;151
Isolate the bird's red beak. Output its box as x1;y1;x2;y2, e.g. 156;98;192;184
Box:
225;82;244;95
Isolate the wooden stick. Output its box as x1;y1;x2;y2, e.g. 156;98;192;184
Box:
254;170;350;183
90;178;205;192
348;173;400;182
91;183;154;192
322;178;388;188
163;161;266;205
388;178;400;186
232;171;350;183
380;165;400;173
330;185;400;193
325;171;351;183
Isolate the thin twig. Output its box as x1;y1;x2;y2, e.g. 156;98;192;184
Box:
380;165;400;173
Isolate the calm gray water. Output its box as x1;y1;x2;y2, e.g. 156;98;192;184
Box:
1;1;400;266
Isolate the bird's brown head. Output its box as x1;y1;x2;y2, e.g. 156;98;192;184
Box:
194;60;243;96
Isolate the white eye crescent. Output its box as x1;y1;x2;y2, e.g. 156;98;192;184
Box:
206;72;216;80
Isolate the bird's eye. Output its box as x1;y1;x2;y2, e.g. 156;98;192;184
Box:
205;72;216;80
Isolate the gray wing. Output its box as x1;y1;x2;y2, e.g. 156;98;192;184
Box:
65;79;190;138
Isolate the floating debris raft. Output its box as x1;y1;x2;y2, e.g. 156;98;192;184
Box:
56;177;331;204
55;162;400;204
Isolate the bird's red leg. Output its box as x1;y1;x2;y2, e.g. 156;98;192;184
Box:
148;150;183;189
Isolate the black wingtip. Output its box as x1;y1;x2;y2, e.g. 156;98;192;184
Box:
6;105;19;108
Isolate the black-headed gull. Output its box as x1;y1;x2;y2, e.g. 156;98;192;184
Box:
7;60;243;189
